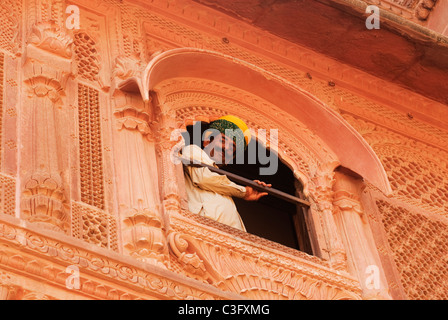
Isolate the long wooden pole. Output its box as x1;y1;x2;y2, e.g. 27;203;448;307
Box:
183;161;311;207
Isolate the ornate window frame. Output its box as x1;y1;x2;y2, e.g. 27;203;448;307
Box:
116;48;394;299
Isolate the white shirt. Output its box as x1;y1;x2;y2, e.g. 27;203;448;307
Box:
180;144;247;231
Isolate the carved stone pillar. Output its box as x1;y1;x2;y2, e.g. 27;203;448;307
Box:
112;58;168;267
309;169;347;271
153;97;183;241
157;109;181;215
332;169;391;299
20;21;75;233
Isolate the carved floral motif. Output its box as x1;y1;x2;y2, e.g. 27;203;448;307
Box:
27;21;73;58
114;106;152;136
25;76;65;106
113;55;146;81
168;212;362;300
122;208;167;265
21;171;69;233
167;231;220;283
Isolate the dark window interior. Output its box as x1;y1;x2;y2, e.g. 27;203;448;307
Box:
182;122;313;255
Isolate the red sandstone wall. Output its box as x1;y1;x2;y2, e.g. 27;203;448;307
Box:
0;0;446;300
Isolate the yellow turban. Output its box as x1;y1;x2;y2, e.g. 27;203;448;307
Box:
207;115;251;150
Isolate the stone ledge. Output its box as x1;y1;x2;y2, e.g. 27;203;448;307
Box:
170;210;363;299
0;213;243;300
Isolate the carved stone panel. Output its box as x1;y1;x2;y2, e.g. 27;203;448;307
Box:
376;200;448;300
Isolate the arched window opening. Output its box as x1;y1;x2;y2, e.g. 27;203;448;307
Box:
182;121;313;255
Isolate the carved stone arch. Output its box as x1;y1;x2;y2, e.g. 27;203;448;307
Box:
119;48;392;196
178;110;313;195
118;48;395;285
153;78;322;196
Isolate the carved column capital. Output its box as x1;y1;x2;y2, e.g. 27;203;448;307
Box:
114;106;153;137
23;21;76;101
24;20;76;86
308;169;335;206
112;89;155;141
333;190;364;217
27;21;74;59
333;171;366;222
24;74;66;106
122;207;167;266
21;170;69;233
112;55;146;82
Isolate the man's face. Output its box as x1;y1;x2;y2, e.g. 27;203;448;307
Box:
203;133;236;166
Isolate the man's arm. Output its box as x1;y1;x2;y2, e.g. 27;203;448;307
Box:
181;144;270;200
180;144;247;198
185;165;248;198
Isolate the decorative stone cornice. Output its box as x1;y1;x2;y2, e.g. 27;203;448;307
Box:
132;0;448;134
0;215;240;300
169;211;362;300
371;0;439;21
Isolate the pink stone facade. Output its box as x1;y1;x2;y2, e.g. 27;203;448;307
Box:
0;0;446;300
